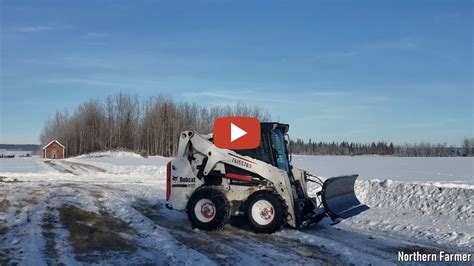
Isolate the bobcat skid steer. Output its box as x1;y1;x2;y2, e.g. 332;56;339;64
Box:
165;122;368;233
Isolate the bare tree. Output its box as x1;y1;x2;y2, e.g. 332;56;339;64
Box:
41;92;469;158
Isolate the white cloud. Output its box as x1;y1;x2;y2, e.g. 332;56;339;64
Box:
181;90;293;104
313;51;358;60
311;91;351;96
15;25;71;33
393;118;468;129
83;32;109;39
16;26;54;33
306;114;345;120
62;56;118;69
45;77;121;87
368;38;418;50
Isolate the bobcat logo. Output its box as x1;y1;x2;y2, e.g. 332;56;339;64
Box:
172;176;195;183
179;177;195;183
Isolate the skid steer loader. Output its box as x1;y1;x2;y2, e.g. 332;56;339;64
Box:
166;122;368;233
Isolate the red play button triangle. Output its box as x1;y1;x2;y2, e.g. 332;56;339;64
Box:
231;123;247;142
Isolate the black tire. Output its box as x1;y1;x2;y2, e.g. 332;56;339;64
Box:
186;187;230;230
246;191;287;234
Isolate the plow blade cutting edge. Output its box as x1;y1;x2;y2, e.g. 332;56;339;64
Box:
320;175;369;220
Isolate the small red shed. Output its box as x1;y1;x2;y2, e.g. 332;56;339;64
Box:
42;140;65;159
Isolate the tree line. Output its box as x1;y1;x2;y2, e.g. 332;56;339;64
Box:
41;93;473;157
40;93;270;157
290;138;474;157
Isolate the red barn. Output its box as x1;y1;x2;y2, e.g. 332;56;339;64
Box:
42;140;65;159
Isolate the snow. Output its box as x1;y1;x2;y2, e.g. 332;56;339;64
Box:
0;150;34;157
293;155;473;256
349;180;473;248
76;150;144;159
0;157;50;173
0;152;473;264
292;155;474;185
74;151;169;167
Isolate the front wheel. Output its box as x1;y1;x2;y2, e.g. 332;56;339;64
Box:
186;187;230;230
246;191;286;234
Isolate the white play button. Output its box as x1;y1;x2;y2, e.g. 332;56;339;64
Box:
231;123;247;142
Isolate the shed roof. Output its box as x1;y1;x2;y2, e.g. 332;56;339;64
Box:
42;140;65;150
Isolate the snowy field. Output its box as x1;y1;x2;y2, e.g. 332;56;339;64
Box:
0;153;472;265
293;155;474;185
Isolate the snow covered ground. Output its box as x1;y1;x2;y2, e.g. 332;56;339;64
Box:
0;153;472;265
292;155;474;185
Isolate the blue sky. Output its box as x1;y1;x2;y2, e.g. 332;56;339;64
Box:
1;0;472;145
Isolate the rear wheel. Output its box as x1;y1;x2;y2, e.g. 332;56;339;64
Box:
186;187;230;230
246;191;286;234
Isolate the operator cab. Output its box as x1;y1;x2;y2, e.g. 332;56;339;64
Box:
234;122;291;173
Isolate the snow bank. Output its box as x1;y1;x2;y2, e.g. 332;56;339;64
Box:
346;180;474;248
71;152;171;169
295;155;473;248
76;151;143;159
356;180;473;222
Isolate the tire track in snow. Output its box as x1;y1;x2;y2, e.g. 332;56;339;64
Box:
133;200;340;265
61;161;107;173
279;223;473;265
43;160;77;175
43;160;107;175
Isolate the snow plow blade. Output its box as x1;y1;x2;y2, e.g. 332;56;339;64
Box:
321;175;369;220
